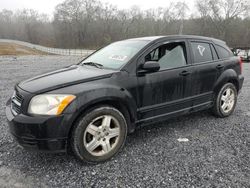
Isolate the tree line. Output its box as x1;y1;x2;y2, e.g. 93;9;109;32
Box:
0;0;250;49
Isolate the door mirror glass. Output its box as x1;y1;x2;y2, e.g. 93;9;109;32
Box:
141;61;160;72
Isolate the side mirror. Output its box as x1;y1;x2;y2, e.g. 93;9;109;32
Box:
140;61;160;72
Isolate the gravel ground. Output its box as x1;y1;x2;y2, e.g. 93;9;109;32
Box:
0;56;249;187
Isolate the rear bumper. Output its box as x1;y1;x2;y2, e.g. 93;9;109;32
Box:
6;100;74;153
238;75;244;92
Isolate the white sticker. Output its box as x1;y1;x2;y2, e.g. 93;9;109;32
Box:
197;45;206;56
177;138;189;142
109;55;128;61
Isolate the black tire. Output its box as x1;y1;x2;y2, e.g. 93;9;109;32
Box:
212;83;238;118
70;106;127;163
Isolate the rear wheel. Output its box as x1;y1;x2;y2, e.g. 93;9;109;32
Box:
71;106;127;163
212;83;237;118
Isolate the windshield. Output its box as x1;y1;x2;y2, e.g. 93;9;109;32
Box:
81;40;150;69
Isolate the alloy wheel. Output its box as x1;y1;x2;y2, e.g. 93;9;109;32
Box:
220;88;235;114
83;115;121;156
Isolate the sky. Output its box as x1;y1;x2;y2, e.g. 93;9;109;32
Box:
0;0;196;15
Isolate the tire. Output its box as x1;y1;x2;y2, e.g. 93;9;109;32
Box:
70;106;127;163
212;83;238;118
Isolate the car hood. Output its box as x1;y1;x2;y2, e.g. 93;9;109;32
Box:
18;65;116;94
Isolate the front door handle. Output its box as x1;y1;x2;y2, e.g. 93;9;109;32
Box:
216;64;224;69
179;70;191;76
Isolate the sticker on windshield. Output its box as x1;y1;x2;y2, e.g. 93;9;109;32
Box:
109;55;128;61
197;45;206;56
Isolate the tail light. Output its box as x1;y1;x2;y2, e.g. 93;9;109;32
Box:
239;57;243;74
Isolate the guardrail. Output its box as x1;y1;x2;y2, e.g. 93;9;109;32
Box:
0;39;95;56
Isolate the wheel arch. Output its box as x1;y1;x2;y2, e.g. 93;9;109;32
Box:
213;69;240;94
67;95;137;143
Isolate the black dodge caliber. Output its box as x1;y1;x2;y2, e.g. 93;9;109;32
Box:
6;35;244;163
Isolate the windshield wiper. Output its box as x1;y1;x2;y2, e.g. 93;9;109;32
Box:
82;62;103;69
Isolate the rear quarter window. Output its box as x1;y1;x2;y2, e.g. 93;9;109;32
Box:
191;42;213;63
215;45;233;59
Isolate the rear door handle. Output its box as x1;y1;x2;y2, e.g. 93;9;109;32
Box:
216;64;224;69
179;70;191;76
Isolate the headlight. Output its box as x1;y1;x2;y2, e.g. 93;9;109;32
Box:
28;94;76;115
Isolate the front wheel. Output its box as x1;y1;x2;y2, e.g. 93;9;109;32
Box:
212;83;238;118
70;106;127;163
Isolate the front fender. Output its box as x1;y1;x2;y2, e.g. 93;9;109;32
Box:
76;86;137;120
58;83;137;133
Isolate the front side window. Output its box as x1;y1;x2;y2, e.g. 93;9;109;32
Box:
191;42;213;63
144;42;187;70
81;40;150;70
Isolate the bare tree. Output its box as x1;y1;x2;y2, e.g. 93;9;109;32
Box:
1;0;250;49
196;0;250;39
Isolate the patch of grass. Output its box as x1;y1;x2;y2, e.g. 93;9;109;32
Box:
0;42;49;56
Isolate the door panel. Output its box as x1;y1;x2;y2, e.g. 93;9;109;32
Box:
137;66;193;120
137;40;193;121
188;41;222;106
191;63;218;105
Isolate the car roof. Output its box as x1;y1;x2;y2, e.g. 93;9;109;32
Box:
126;35;226;45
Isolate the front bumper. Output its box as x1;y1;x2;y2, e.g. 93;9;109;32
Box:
6;101;74;153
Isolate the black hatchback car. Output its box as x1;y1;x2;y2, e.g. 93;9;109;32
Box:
6;35;244;163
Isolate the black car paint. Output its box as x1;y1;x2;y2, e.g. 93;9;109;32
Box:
18;65;116;94
6;35;244;152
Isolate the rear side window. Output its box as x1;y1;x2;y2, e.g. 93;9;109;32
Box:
191;42;213;63
215;45;233;59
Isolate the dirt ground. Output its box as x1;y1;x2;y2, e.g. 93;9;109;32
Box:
0;43;49;56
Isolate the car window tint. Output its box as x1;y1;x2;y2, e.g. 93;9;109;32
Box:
145;42;187;70
215;45;233;59
191;42;213;63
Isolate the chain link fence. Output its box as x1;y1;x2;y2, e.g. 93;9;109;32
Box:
0;39;95;56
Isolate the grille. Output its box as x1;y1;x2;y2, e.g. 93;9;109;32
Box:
11;91;23;115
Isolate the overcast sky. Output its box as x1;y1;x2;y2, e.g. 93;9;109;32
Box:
0;0;196;15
